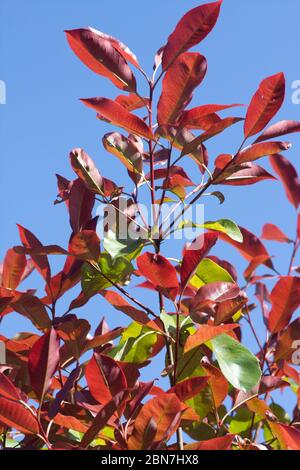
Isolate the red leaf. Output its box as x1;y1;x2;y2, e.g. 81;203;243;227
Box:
184;323;238;353
137;252;179;300
214;163;276;186
268;276;300;333
0;396;39;435
81;97;153;140
269;153;300;209
181;117;243;157
254;120;300;143
157;52;207;126
0;372;22;401
100;290;149;325
69;230;100;261
17;225;51;284
28;328;60;400
269;422;300;450
128;393;183;450
168;376;208;401
11;293;51;330
48;366;81;419
261;223;291;243
244;72;285;138
68;179;95;233
180;232;218;293
162;1;222;70
85;353;127;404
236;141;291;164
185;434;235;450
217;226;274;269
65;28;136;91
181;103;241;129
115;94;149;111
1;249;26;290
81;390;129;449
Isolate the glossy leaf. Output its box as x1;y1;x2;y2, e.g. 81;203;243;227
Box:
244;72;285;138
254;120;300;143
269;153;300;209
184;324;238;353
0;397;39;435
70;148;104;195
181;103;242;129
185;434;235;450
65;28;136;91
168;376;209;401
102;132;143;175
268;276;300;333
217;226;274;269
81;97;153;140
157;52;207;125
180;232;218;293
162;1;222;70
236;141;291;164
137;252;179;300
211;334;261;391
85;353;127;404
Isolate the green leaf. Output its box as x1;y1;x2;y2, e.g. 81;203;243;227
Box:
109;322;157;363
211;334;261;392
189;258;234;289
178;219;243;242
82;253;133;295
229;407;260;436
103;229;144;260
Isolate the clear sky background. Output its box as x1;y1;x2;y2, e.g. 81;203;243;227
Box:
1;0;300;414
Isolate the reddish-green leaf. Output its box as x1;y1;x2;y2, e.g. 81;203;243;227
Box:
214;162;276;186
184;324;238;353
269;422;300;450
137;252;179;300
28;328;60;400
157;52;207;126
81;97;154;140
244;73;285;138
268;276;300;333
65;28;136;91
70;148;104;195
68;230;100;261
269;153;300;209
162;1;222;70
85;353;127;404
102;132;143;175
180;233;218;293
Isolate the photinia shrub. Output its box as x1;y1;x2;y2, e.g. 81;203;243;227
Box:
1;0;300;451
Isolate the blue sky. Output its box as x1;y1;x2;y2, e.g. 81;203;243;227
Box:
1;0;300;415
